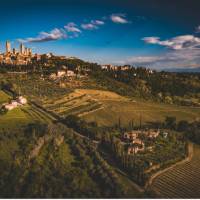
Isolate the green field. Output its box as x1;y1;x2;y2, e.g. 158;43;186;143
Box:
2;85;198;129
0;90;54;130
0;90;11;104
83;99;200;126
41;89;200;127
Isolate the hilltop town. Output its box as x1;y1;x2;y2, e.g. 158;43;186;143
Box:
0;40;79;66
0;41;34;65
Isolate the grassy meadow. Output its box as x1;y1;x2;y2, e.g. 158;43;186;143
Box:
0;90;54;130
0;90;11;104
83;98;200;126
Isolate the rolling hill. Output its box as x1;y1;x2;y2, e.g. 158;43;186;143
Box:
40;89;200;127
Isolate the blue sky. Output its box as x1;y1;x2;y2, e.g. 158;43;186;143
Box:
1;0;200;69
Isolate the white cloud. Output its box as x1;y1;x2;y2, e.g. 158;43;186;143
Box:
136;28;200;69
116;49;200;69
81;23;98;30
91;20;105;25
110;14;129;24
143;35;200;50
81;19;105;30
64;22;81;33
142;37;160;44
19;28;67;43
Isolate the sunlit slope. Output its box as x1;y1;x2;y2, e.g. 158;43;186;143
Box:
42;89;200;126
0;90;54;130
83;98;200;126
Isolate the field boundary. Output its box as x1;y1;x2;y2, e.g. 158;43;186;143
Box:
145;142;193;192
78;105;104;117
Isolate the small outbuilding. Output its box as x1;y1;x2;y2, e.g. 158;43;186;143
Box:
17;96;27;105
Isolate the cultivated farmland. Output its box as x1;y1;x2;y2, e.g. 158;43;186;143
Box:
0;90;54;130
42;89;113;117
41;89;200;127
81;91;200;126
150;144;200;198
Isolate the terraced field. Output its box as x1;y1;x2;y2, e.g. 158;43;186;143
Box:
151;144;200;198
42;89;105;117
41;89;200;127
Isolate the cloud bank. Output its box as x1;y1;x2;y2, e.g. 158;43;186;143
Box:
19;28;67;43
81;23;98;30
143;35;200;50
137;26;200;69
64;22;81;33
116;49;200;69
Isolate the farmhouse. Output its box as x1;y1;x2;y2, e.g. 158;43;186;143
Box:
17;96;27;105
124;129;160;141
123;129;160;155
3;103;17;111
10;100;18;107
2;96;27;111
124;131;140;140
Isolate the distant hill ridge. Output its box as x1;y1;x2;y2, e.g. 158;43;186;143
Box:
163;67;200;73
